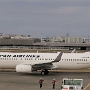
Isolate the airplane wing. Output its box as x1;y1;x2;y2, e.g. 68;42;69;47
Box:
21;52;63;70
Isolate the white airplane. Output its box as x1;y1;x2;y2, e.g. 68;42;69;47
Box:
0;51;90;75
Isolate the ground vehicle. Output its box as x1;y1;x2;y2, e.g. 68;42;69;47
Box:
61;78;83;90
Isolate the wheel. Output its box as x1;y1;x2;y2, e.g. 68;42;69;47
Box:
41;69;49;75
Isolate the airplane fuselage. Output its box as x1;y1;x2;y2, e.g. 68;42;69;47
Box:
0;52;90;70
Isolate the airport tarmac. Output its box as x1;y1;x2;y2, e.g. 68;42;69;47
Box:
0;71;90;90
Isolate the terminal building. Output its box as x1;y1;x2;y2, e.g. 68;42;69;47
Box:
0;33;90;50
50;35;83;43
4;34;31;39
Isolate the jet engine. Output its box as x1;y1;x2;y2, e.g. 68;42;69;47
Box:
16;64;32;73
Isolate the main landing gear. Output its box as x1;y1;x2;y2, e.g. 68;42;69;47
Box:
41;69;49;75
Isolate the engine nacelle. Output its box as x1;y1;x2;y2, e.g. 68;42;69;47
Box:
16;64;32;73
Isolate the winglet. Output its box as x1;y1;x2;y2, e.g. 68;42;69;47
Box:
71;49;76;53
52;52;63;62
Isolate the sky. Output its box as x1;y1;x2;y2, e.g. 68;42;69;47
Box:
0;0;90;38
